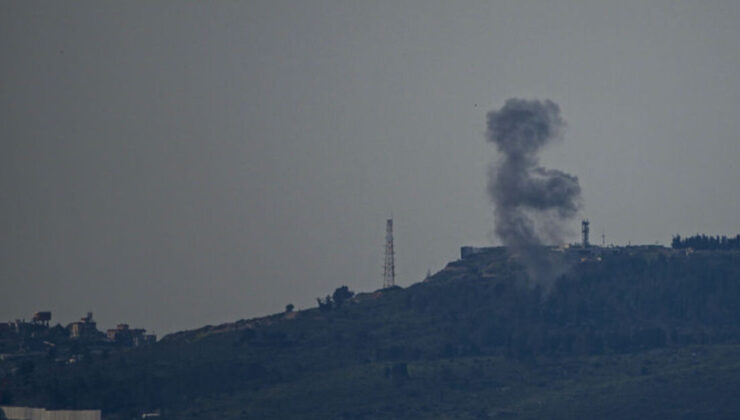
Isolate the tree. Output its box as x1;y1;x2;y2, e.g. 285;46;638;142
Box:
672;235;681;249
332;286;355;308
285;304;294;313
317;296;333;312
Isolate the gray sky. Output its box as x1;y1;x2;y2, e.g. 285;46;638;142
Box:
2;1;740;334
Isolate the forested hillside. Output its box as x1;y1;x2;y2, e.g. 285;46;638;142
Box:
4;246;740;419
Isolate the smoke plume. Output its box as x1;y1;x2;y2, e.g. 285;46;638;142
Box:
486;99;581;283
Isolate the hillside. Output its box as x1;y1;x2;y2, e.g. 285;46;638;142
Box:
4;246;740;419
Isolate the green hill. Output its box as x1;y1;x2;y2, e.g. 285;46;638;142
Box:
5;246;740;419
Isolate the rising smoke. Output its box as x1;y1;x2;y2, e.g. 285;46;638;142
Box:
486;99;582;285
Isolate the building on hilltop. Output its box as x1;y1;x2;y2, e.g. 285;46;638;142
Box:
106;324;155;346
68;312;100;339
2;314;52;337
460;246;500;259
32;312;51;327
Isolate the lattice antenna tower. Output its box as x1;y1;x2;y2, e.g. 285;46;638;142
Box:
383;218;395;289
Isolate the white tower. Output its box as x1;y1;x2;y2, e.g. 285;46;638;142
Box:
383;219;395;289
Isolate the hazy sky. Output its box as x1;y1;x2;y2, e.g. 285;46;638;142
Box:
2;1;740;335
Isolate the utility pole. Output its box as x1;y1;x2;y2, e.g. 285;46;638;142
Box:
383;219;395;289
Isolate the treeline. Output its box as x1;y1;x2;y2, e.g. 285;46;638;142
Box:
316;285;355;311
394;247;740;364
672;234;740;250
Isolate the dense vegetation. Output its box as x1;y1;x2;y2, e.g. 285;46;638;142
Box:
672;233;740;250
4;246;740;419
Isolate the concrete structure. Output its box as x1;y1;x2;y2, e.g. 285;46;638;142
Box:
582;219;590;248
1;318;49;338
31;312;51;327
0;406;100;420
68;313;98;339
106;324;155;346
460;246;499;259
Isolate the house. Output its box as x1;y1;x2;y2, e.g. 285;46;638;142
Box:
68;313;99;339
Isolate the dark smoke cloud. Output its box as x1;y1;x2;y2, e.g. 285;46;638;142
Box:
486;99;582;284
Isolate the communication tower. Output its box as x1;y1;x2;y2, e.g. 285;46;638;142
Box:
383;219;395;289
582;219;590;248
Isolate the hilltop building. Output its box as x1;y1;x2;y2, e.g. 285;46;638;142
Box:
106;324;156;346
68;312;100;339
32;312;51;327
1;312;53;337
460;246;499;259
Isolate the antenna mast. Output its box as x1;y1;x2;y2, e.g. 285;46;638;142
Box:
383;219;395;289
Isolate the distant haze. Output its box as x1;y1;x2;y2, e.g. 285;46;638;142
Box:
2;1;740;334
